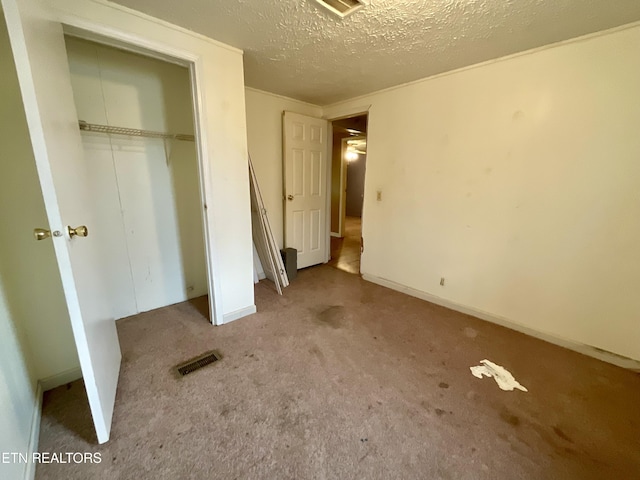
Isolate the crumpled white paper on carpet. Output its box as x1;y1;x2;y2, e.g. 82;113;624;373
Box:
470;359;528;392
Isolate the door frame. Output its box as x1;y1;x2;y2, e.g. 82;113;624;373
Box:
324;106;370;262
328;133;351;239
56;20;223;324
325;120;335;260
337;136;348;237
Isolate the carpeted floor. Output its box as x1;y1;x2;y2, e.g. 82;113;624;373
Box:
36;265;640;479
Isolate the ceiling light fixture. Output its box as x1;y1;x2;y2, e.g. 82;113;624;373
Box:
345;148;359;162
313;0;368;19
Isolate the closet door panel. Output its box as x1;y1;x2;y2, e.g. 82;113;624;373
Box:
82;135;138;318
66;38;138;319
113;137;186;312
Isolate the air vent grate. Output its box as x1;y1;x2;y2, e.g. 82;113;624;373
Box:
176;351;220;376
313;0;367;18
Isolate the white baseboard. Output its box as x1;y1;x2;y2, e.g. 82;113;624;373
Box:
39;367;82;392
362;273;640;371
24;382;43;480
222;305;257;324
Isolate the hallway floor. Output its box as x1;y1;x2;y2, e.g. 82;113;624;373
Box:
327;216;361;274
35;266;640;479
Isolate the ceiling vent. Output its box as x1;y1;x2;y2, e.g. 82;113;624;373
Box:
313;0;367;18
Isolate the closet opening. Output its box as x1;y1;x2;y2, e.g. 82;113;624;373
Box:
63;35;212;322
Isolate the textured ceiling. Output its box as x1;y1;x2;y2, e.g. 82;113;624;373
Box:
111;0;640;105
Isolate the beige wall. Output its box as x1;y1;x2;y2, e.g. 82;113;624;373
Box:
245;88;322;250
324;25;640;361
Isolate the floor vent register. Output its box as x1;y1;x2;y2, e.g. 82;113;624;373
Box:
176;351;221;376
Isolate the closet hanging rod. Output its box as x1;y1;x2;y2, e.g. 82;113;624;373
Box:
78;120;195;142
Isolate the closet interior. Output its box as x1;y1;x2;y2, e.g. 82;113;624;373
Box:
64;36;208;320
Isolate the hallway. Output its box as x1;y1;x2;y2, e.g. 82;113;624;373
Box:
327;216;361;274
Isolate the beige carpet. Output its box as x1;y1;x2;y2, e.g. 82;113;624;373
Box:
36;265;640;479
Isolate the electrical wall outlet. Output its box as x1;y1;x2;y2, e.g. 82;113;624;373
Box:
376;190;382;201
440;277;445;286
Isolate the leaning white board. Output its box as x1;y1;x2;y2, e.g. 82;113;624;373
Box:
249;155;289;293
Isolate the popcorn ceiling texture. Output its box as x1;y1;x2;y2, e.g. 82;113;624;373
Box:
112;0;640;104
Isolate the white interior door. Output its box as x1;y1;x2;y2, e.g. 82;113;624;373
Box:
283;111;329;269
3;0;121;443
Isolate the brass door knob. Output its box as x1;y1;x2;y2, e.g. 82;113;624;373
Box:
287;195;294;201
68;225;89;238
34;228;51;241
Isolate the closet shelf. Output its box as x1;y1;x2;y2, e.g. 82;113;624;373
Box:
78;120;195;142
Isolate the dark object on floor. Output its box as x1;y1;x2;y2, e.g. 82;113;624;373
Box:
176;351;220;376
281;247;297;281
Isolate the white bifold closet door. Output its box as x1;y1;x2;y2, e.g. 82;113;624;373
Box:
65;36;208;319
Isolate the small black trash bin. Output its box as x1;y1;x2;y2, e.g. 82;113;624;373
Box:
280;248;297;281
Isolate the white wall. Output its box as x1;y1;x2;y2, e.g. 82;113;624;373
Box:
245;88;322;250
0;278;38;480
0;14;79;383
324;25;640;362
65;36;207;317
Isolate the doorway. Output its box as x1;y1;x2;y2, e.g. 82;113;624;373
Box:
63;35;210;321
328;114;368;274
